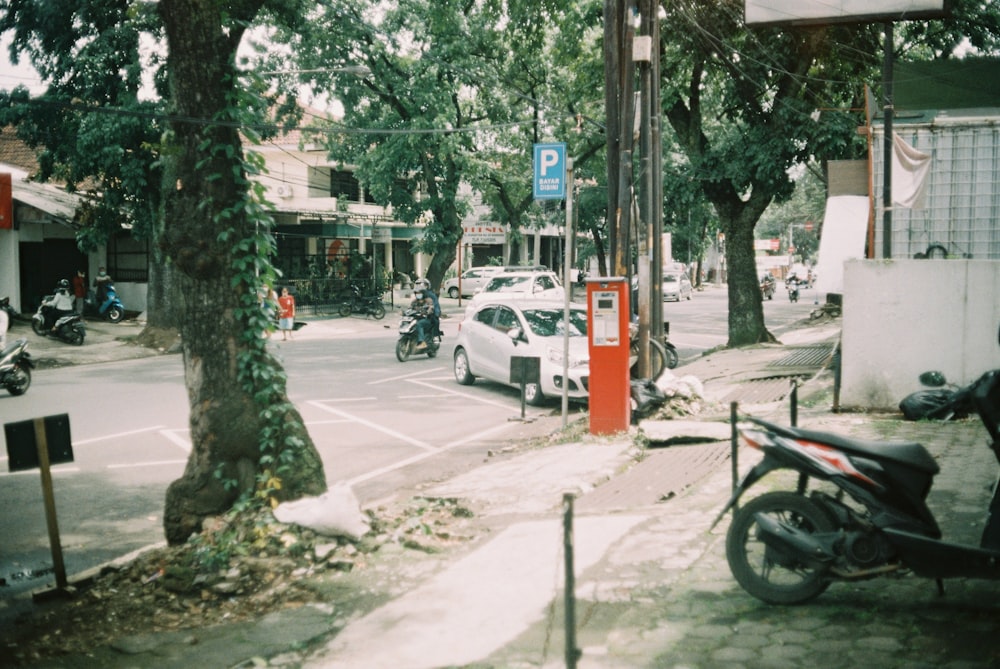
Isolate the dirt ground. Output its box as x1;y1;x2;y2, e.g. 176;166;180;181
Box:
0;496;479;667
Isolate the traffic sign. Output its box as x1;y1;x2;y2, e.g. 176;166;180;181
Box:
533;143;566;200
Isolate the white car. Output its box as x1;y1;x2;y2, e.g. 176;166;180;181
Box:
453;299;589;405
465;270;565;311
442;267;505;299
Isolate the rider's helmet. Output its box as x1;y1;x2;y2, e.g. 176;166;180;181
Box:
57;279;70;291
415;278;430;291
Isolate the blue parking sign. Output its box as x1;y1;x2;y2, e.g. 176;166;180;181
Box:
533;143;566;200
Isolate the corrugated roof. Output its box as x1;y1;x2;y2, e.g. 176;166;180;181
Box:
12;179;83;224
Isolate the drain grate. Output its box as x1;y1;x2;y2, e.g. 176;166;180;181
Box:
720;375;804;404
769;345;834;369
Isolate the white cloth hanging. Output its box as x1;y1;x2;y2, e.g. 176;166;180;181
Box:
891;133;932;210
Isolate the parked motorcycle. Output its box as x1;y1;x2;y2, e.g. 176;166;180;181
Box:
713;367;1000;605
337;286;386;320
86;284;126;323
395;307;442;362
0;338;34;395
628;321;678;381
1;296;18;324
32;301;86;345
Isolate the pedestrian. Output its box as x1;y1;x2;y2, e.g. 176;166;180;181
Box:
93;267;113;305
278;286;296;340
72;269;87;315
260;285;278;339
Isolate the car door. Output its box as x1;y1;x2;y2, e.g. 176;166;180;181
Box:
462;305;500;378
478;305;522;382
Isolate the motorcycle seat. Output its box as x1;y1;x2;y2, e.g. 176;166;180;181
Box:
747;416;938;474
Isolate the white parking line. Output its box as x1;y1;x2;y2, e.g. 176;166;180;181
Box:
108;460;187;469
368;368;445;385
72;425;167;446
307;400;437;452
406;378;521;411
159;429;192;453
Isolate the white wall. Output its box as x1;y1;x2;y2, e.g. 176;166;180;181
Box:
840;259;1000;410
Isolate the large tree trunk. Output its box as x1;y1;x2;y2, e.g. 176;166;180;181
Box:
158;0;326;545
718;192;775;347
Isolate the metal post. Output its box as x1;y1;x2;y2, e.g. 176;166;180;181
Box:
730;402;739;502
562;159;574;429
563;493;580;669
790;379;798;427
881;22;894;259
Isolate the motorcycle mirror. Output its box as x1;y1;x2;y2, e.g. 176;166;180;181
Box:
919;371;947;387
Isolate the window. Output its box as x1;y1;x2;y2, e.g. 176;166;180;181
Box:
107;232;149;282
330;170;360;202
494;307;519;334
475;306;498;326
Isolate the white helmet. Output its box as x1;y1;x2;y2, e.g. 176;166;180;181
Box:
415;278;430;291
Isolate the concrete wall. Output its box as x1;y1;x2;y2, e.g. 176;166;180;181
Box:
840;259;1000;410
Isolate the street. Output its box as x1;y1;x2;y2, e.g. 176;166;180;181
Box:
0;283;816;611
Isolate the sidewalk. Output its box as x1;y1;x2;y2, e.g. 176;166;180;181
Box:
11;310;1000;668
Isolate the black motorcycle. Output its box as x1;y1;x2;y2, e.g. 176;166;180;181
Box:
1;296;18;324
337;286;386;320
31;300;86;345
713;368;1000;605
395;308;442;361
0;338;34;396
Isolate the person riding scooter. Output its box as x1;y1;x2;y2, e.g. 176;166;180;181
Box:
42;280;76;332
409;282;439;352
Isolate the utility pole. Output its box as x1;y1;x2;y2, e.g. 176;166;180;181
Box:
881;21;894;259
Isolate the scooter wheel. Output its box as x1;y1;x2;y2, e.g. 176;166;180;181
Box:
70;329;86;346
372;304;386;320
31;318;46;336
396;337;412;362
665;345;679;370
5;364;31;395
107;306;124;323
725;491;835;605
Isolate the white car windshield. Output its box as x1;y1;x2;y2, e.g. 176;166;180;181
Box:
521;308;588;337
486;276;534;292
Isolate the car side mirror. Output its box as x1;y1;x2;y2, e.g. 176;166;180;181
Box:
507;327;522;345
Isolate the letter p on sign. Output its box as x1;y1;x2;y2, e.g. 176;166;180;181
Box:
533;142;566;200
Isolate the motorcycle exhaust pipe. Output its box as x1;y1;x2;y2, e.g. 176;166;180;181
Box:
754;512;836;569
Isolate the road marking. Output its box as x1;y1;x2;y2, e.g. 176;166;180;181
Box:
368;368;446;385
1;466;80;477
406;378;521;411
73;425;167;446
159;429;192;453
307;400;437;452
107;460;186;469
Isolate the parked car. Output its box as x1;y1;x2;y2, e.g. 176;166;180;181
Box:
442;267;505;299
453;299;589;406
465;269;565;311
662;272;693;301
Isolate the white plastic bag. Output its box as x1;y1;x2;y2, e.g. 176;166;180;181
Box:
273;483;370;540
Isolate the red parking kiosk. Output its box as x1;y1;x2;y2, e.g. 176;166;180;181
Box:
586;277;630;434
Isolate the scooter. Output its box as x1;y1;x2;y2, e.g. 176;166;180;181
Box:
0;338;34;395
713;367;1000;605
395;308;441;362
337;286;386;320
31;301;86;346
1;296;18;324
760;277;775;300
787;278;800;303
86;284;126;323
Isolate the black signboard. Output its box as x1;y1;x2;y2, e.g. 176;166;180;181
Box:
5;414;74;472
509;356;541;385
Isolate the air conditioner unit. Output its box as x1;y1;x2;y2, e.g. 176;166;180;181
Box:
275;184;293;199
